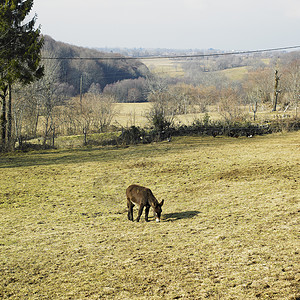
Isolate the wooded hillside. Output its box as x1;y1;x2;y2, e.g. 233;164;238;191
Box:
42;36;150;95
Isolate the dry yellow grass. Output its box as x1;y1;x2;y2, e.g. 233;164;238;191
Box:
141;58;185;77
113;102;151;127
219;66;249;81
0;132;299;299
113;102;298;129
113;102;222;127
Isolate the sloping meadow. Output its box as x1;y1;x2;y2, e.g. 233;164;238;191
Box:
0;132;299;299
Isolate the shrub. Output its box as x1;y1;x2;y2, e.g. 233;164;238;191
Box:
118;126;149;145
268;117;300;133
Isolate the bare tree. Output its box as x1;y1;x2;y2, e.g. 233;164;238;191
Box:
244;68;273;110
12;83;40;148
282;59;300;117
68;93;117;145
272;70;281;112
247;89;260;121
218;88;246;122
147;89;177;135
87;93;117;133
71;96;93;145
39;64;63;147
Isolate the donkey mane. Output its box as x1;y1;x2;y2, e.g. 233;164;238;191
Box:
146;189;160;208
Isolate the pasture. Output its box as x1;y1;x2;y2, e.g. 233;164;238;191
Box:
113;102;298;130
141;58;185;77
141;57;249;81
114;102;226;128
0;132;299;299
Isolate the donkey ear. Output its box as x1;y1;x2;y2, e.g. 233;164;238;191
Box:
160;199;164;206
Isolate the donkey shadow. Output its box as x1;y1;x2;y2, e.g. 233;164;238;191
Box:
163;210;201;222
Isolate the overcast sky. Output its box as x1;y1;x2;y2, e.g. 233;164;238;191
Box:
32;0;300;50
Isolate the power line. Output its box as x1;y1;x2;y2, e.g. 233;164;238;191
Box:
41;45;300;61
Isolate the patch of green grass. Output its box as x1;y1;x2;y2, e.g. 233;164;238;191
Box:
0;132;299;299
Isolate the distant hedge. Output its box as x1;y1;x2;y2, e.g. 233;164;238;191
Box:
116;117;300;145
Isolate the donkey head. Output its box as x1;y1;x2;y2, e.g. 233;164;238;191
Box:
153;200;164;222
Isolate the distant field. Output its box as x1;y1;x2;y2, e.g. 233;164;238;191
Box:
113;103;223;128
219;66;249;81
141;58;185;77
141;57;251;81
113;102;297;129
1;132;299;299
114;102;151;127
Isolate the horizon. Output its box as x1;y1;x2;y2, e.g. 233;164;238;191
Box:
32;0;300;51
43;35;300;60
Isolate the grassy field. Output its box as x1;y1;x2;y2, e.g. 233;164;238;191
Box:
0;132;299;299
114;102;151;127
113;102;218;128
141;58;185;77
219;66;249;81
141;57;250;81
113;102;298;129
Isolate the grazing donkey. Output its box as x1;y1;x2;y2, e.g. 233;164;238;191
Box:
126;185;164;222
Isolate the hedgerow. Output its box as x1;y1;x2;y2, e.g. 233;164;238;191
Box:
116;117;300;145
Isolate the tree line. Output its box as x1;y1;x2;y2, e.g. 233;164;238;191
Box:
42;36;150;95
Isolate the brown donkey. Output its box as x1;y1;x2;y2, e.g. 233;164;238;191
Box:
126;185;164;222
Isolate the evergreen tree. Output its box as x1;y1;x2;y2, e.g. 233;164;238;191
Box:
0;0;44;150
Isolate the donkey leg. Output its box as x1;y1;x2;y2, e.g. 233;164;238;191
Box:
136;205;144;222
127;200;134;221
145;206;150;222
